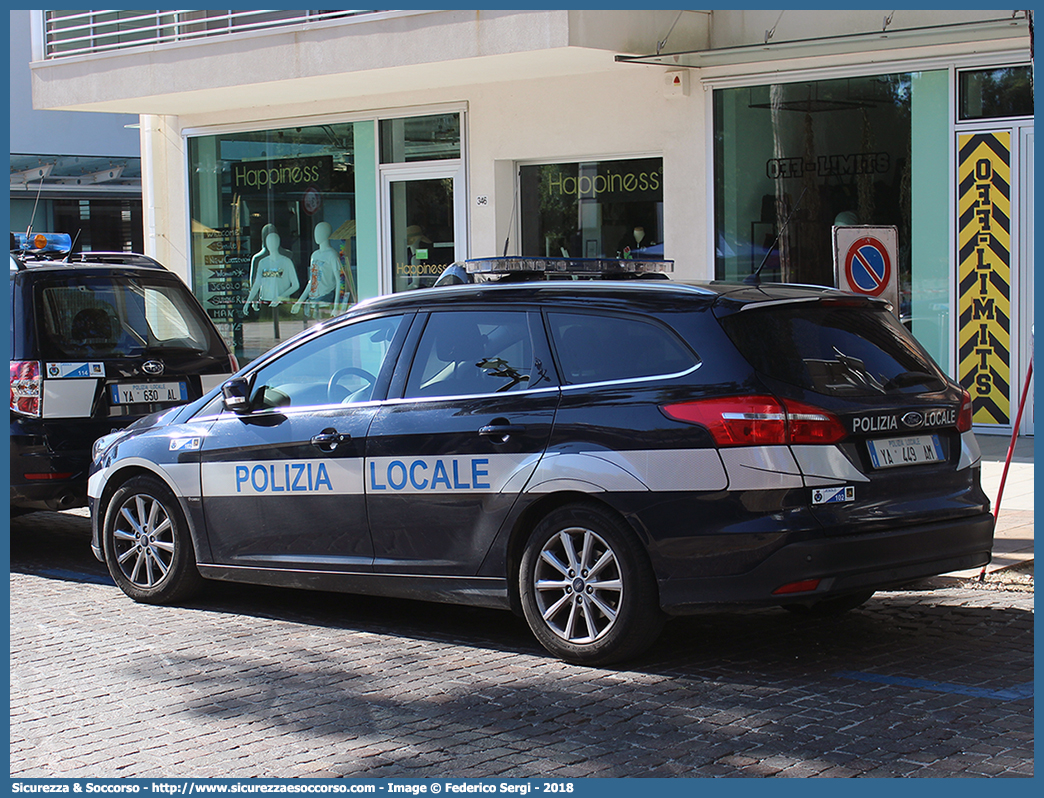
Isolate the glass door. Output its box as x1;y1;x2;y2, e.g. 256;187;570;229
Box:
381;165;466;293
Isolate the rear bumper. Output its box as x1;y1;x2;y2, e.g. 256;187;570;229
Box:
10;413;136;511
9;440;90;510
10;478;88;511
659;512;995;612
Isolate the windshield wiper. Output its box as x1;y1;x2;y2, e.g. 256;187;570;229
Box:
831;347;886;394
883;371;945;392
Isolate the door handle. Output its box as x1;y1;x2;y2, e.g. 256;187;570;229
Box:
310;430;350;452
479;423;526;443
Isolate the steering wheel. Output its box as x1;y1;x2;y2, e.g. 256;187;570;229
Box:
327;366;377;403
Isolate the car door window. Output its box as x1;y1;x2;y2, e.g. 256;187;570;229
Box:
404;310;539;398
547;311;698;385
248;314;403;410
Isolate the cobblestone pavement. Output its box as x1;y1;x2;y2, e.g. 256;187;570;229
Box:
10;510;1033;779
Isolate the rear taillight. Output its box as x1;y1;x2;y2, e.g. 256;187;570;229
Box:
662;396;786;445
228;353;240;373
10;360;42;417
784;399;848;444
661;395;847;446
957;389;973;432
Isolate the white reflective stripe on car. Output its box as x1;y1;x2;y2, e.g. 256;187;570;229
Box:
526;449;728;493
957;430;982;471
202;449;736;497
791;444;871;486
368;453;541;494
41;378;98;418
88;458;201;500
202;459;365;497
96;445;861;503
87;466;106;499
718;446;804;490
200;453;543;497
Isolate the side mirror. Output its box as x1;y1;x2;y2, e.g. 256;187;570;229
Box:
221;377;252;414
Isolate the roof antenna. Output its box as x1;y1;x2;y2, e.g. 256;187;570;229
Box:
744;186;808;286
63;230;82;263
25;175;46;240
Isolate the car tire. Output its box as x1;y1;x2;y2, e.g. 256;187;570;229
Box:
519;502;665;665
784;589;875;617
102;475;204;604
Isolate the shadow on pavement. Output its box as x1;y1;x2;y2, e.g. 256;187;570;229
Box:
10;509;1034;682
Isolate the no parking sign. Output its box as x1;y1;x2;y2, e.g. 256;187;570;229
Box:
833;226;899;316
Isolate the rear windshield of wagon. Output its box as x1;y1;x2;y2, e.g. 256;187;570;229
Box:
718;303;945;397
34;274;219;361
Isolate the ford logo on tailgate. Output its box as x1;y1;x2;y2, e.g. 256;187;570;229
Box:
901;411;925;429
142;360;165;376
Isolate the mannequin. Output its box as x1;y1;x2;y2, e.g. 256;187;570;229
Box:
243;231;299;313
292;221;347;318
617;226;647;259
406;225;432;265
248;224;293;287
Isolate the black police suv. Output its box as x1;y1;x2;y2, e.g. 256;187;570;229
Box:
88;266;993;664
11;233;238;513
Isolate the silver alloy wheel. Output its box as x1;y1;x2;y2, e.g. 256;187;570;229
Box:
111;492;176;589
532;526;623;644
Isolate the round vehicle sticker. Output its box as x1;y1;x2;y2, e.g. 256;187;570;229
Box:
844;236;891;297
302;187;322;216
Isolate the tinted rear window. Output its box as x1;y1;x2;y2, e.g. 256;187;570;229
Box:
719;304;945;396
548;311;698;385
36;275;218;360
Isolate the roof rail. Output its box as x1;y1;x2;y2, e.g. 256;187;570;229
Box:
11;244;167;271
62;252;166;269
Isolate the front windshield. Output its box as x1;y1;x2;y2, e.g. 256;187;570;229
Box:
37;275;216;359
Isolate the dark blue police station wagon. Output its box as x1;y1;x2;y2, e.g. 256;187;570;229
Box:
89;260;994;664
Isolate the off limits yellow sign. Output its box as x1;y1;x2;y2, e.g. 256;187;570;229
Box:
958;132;1011;426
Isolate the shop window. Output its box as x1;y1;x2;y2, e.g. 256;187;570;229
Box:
380;114;461;163
519;158;664;260
713;71;955;370
958;66;1034;121
188;122;365;365
714;75;918;287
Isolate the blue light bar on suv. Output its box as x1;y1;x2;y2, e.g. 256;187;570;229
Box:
11;232;73;254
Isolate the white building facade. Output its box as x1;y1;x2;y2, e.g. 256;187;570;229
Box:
28;9;1034;436
10;9;143;252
